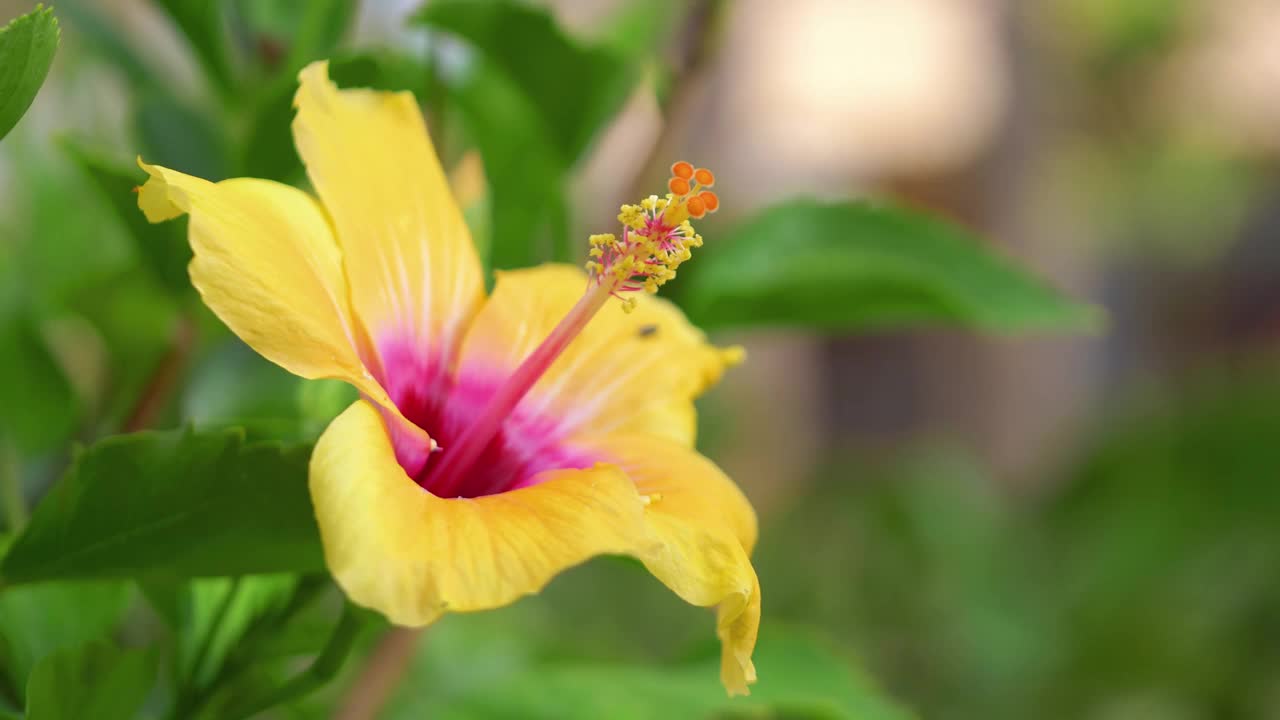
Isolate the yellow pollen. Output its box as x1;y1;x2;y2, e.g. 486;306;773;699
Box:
585;161;720;311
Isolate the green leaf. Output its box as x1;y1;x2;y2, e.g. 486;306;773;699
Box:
60;140;192;297
0;313;79;453
1;427;324;584
388;626;912;720
177;576;297;688
155;0;232;91
234;0;354;75
237;3;360;182
599;0;682;58
683;200;1102;332
414;0;640;267
445;59;567;270
0;582;132;702
184;341;356;443
25;642;155;720
136;90;231;180
415;0;637;162
0;5;59;142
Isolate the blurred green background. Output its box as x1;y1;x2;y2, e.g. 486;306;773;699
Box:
2;0;1280;718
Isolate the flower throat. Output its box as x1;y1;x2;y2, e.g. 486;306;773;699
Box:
421;162;719;497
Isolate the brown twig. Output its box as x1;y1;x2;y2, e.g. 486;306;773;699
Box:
333;627;423;720
623;0;727;202
122;312;197;433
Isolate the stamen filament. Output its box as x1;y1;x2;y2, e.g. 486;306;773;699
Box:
426;280;613;497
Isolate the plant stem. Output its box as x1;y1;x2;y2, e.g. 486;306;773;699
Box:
623;0;727;202
334;628;423;720
175;576;331;720
167;577;244;720
225;602;366;720
191;577;244;688
123;313;196;433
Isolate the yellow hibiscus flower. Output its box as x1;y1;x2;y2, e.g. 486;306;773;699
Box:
136;61;759;694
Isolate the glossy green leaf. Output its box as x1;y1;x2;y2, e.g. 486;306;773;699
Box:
683;200;1101;332
0;582;132;702
0;5;59;141
25;642;155;720
415;0;637;162
1;427;324;584
60;140;192;297
0;313;79;453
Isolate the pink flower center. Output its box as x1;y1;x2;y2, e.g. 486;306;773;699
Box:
376;341;598;499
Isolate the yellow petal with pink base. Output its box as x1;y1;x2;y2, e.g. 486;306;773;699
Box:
292;61;484;385
586;432;760;694
456;264;741;448
310;400;653;625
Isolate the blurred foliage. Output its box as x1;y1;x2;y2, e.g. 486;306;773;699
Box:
683;200;1100;332
0;314;79;453
1040;370;1280;718
758;368;1280;720
384;619;911;720
1057;0;1188;78
23;642;155;720
415;0;641;268
2;0;1269;718
0;578;133;705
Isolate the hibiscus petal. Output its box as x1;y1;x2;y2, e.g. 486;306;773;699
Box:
135;162;405;421
292;61;485;399
586;432;760;695
309;400;652;626
455;264;740;448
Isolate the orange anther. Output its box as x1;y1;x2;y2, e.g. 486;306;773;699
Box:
686;195;707;218
668;177;691;196
698;191;719;212
693;168;715;187
671;161;694;180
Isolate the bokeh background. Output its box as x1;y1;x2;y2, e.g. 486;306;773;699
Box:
3;0;1280;718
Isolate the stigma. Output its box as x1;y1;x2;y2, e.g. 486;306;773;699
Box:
586;161;719;312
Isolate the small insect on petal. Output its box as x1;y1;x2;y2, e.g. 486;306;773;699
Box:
671;161;694;180
693;168;715;187
669;177;691;196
